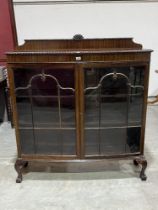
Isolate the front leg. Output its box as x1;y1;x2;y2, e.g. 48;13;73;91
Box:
14;159;28;183
133;156;147;181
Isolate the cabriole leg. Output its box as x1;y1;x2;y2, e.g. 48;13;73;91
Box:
133;156;147;181
14;159;28;183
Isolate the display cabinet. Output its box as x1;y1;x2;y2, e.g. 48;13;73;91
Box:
7;37;152;182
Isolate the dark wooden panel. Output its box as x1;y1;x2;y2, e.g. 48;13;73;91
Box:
15;38;143;52
7;52;151;64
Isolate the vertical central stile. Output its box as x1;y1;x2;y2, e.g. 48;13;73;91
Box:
75;64;85;159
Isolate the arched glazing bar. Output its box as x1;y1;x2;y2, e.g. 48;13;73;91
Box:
15;72;75;129
84;72;144;93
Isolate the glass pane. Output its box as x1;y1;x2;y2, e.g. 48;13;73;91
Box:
14;67;76;155
16;89;33;127
85;128;127;155
85;129;100;155
19;129;34;154
128;90;144;126
85;68;128;127
84;66;144;156
84;89;100;128
100;95;128;127
34;129;76;155
31;95;59;128
60;90;76;127
126;127;141;153
100;128;126;155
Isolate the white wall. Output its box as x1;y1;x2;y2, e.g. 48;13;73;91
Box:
13;1;158;95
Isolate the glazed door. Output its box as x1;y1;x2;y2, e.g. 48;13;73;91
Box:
13;65;78;156
83;64;145;157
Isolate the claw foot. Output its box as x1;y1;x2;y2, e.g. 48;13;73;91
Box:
133;156;147;181
15;159;28;183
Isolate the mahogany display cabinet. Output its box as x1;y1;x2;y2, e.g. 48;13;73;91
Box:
7;37;152;183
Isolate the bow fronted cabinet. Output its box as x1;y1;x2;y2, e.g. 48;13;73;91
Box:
7;38;152;183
